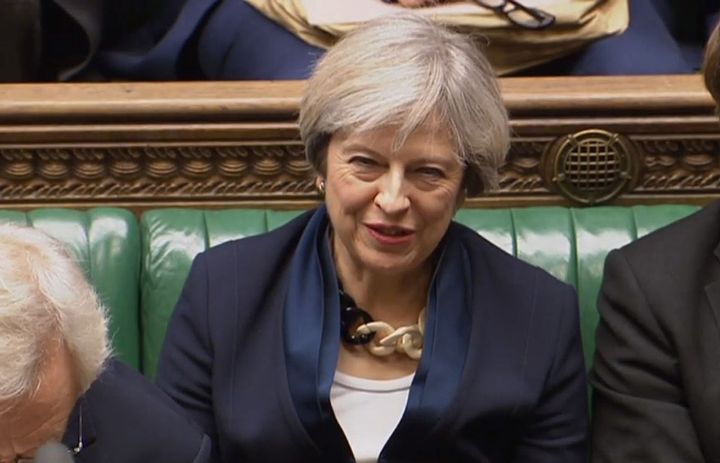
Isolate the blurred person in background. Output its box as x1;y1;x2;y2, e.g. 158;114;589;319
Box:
97;0;716;80
0;223;210;463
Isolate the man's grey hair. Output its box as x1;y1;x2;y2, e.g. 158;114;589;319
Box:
299;14;509;195
0;223;109;403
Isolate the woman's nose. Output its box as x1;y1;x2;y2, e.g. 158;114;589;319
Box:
374;171;410;214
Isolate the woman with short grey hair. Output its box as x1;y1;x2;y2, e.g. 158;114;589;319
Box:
158;14;588;463
0;223;210;463
300;14;509;195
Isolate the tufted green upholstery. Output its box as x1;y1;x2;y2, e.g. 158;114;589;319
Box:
0;208;141;369
140;205;700;377
0;205;700;378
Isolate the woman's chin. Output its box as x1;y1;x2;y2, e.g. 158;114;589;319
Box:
356;252;422;277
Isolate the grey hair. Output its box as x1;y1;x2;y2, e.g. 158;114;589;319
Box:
299;14;509;195
0;223;109;403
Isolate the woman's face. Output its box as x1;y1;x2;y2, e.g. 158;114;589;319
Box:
323;123;465;278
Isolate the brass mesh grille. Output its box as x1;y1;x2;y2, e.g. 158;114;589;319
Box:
562;139;622;192
545;130;638;204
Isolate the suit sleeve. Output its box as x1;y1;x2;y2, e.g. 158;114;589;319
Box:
590;249;704;462
156;253;220;463
511;284;589;462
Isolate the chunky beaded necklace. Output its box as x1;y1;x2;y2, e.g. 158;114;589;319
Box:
339;287;425;360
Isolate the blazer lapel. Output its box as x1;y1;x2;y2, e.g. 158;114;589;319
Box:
282;208;350;460
63;397;104;463
383;225;473;461
705;242;720;345
699;242;720;460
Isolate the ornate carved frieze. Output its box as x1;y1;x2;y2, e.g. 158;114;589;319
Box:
0;143;319;203
496;139;547;194
0;77;718;208
502;134;720;204
633;138;720;192
1;133;720;207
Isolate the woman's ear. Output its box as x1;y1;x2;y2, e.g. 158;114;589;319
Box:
315;177;326;195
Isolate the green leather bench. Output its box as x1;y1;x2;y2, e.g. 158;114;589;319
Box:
0;208;141;369
0;205;701;378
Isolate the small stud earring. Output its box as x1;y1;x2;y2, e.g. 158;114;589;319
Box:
318;179;326;194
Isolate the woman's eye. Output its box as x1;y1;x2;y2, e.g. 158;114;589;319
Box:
349;156;378;167
417;167;445;178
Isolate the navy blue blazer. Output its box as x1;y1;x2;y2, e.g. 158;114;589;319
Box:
157;211;588;463
99;0;322;80
62;358;210;463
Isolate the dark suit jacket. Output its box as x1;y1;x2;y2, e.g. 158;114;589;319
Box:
62;358;211;463
46;0;103;80
0;0;99;81
157;210;588;463
591;200;720;462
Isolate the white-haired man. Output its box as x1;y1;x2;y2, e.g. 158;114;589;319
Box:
0;223;210;463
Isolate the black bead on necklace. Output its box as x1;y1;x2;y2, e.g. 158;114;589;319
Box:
339;287;376;345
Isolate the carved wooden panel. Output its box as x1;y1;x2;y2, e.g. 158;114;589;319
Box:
634;137;720;192
0;76;717;209
0;143;315;203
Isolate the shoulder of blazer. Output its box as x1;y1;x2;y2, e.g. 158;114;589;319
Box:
201;209;316;269
618;200;720;270
83;358;208;461
188;209;317;323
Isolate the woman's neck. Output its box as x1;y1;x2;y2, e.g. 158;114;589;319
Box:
335;254;431;326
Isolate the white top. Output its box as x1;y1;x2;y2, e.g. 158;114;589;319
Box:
330;371;414;463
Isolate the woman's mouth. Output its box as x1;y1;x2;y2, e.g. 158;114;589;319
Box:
366;224;414;245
